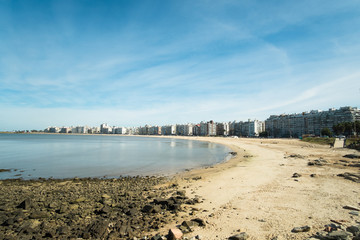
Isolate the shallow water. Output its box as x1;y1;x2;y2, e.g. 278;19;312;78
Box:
0;134;231;179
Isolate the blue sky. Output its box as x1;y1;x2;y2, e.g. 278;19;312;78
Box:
1;0;360;130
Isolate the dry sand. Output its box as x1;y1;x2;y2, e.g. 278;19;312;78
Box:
161;137;360;240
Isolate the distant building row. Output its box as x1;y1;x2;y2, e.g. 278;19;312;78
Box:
45;119;265;137
44;106;359;138
265;106;360;137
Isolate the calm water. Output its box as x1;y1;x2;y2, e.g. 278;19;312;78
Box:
0;134;231;179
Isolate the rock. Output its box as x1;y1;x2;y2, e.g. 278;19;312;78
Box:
346;225;360;235
86;220;109;239
338;173;360;183
191;218;206;227
292;173;302;178
181;220;199;232
310;174;317;178
326;230;352;239
292;226;311;233
228;232;249;240
152;234;166;240
176;190;186;197
69;204;79;210
56;225;70;235
142;205;154;213
17;198;32;210
101;194;111;199
29;211;49;219
2;218;15;226
153;204;162;213
349;211;359;216
343;205;360;211
343;154;360;159
168;228;183;240
74;197;86;203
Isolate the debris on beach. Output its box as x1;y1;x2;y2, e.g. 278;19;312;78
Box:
228;232;249;240
292;173;302;178
337;172;360;183
343;154;360;159
308;159;327;166
291;225;311;233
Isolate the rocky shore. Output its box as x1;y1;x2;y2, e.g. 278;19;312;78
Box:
0;176;204;240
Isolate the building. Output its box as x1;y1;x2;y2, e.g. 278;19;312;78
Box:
59;127;71;133
113;127;127;134
161;125;176;135
216;122;230;136
100;123;112;134
176;124;194;136
240;119;264;137
148;126;161;135
199;120;216;136
265;106;360;138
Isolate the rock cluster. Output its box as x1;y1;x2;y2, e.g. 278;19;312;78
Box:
306;223;360;240
0;177;200;239
338;173;360;183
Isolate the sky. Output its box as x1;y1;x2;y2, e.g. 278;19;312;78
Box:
1;0;360;131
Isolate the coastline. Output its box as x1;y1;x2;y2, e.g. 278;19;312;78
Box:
1;136;360;239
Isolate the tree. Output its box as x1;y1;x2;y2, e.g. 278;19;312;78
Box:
321;128;332;137
259;131;269;138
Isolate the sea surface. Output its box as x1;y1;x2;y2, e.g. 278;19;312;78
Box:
0;134;231;180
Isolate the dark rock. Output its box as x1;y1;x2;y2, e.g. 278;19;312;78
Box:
326;230;352;239
154;198;169;206
86;220;109;239
29;211;49;219
126;208;138;216
289;154;304;158
343;154;360;159
346;225;360;235
17;198;32;210
152;234;166;240
337;172;360;183
292;226;311;233
56;225;70;235
292;173;301;178
191;218;206;227
44;231;55;238
181;220;199;232
343;205;360;211
2;218;15;226
229;232;249;240
142;205;154;213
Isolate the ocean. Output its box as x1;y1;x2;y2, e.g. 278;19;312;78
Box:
0;134;231;179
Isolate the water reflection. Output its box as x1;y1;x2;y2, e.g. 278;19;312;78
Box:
0;134;231;179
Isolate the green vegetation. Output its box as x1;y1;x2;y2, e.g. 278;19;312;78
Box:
259;131;269;137
345;137;360;151
332;121;360;137
301;137;335;146
321;128;332;137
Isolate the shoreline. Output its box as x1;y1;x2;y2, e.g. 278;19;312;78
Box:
1;136;360;239
0;133;237;181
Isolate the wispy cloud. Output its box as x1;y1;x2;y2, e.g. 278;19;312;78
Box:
0;0;360;130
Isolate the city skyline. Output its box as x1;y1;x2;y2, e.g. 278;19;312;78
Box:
1;1;360;131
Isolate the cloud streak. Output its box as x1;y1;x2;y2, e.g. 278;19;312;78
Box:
0;0;360;130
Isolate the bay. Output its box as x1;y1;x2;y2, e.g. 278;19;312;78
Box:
0;134;231;179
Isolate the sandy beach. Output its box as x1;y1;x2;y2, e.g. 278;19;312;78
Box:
162;137;360;239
